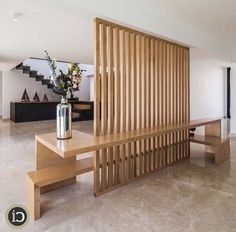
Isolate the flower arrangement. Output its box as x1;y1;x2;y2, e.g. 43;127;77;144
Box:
45;50;85;99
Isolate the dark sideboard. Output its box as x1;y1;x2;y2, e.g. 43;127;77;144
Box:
10;101;94;123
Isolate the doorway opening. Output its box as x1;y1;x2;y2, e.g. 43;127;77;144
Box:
226;67;231;118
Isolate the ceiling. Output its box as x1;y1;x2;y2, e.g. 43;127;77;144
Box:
0;0;235;70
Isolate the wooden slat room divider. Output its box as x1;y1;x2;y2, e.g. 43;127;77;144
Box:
94;18;190;196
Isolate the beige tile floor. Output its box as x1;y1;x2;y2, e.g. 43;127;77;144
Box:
0;119;236;232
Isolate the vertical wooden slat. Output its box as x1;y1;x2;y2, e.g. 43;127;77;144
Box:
163;42;167;166
145;38;151;172
154;40;159;170
186;49;190;157
170;45;174;163
107;25;114;187
141;35;146;175
184;49;189;157
150;39;155;171
158;41;163;168
114;27;121;184
166;44;170;164
100;24;107;190
131;33;137;178
108;27;114;134
120;29;126;182
137;34;142;176
176;46;180;160
125;31;131;179
94;20;100;137
173;46;177;162
144;37;148;173
139;36;146;174
183;48;186;158
179;48;183;159
93;20;100;194
101;24;108;136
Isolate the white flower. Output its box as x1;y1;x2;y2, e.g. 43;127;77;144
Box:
72;71;78;75
67;63;72;69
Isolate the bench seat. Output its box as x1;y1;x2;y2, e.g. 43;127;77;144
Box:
190;135;230;164
26;157;93;220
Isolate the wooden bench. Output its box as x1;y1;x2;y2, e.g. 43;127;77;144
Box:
26;157;93;220
27;118;230;220
190;135;230;164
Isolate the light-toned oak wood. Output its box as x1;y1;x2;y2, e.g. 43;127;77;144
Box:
26;175;40;220
93;18;190;195
205;120;221;138
27;157;93;220
190;135;230;165
36;119;220;159
190;135;226;145
94;18;189;50
94;19;100;136
40;178;76;194
36;141;76;193
28;157;93;187
73;104;91;110
214;140;230;164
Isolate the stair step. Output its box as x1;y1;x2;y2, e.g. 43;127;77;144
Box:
42;79;51;85
29;70;37;78
17;62;54;91
23;66;30;74
16;63;23;70
35;75;44;81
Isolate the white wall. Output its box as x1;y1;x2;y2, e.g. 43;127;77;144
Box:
89;76;94;101
230;63;236;134
0;71;2;117
190;48;229;120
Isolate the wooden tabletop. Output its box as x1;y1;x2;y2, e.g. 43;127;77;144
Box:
36;118;220;158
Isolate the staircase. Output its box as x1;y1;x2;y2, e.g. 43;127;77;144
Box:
16;63;53;89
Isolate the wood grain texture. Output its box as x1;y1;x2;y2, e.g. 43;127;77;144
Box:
93;18;190;195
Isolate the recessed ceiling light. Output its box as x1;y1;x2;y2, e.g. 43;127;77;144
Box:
12;12;21;22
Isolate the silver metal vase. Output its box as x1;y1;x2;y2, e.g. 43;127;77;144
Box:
56;97;72;140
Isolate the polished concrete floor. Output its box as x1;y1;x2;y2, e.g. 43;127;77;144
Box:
0;119;236;232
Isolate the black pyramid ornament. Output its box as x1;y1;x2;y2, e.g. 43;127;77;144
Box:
33;92;40;102
21;88;30;102
42;94;49;102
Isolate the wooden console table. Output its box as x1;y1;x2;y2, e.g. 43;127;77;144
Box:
26;118;230;220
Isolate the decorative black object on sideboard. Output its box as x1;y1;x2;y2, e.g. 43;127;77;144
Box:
10;101;93;123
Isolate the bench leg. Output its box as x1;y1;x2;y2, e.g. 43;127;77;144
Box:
214;140;230;165
205;140;230;165
36;141;76;193
26;176;40;220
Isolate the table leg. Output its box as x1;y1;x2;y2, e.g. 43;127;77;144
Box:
205;120;230;164
36;141;76;193
205;120;221;138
